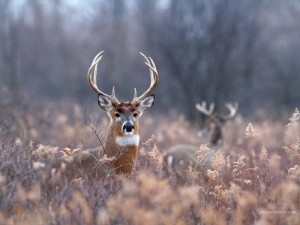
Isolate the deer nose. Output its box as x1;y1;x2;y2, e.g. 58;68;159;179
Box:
123;122;134;133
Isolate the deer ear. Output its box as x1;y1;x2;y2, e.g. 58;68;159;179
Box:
98;95;114;112
138;94;155;113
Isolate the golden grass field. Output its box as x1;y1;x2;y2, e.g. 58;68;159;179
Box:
0;101;299;225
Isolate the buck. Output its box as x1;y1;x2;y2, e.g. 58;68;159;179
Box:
162;102;238;182
196;101;238;145
55;51;158;178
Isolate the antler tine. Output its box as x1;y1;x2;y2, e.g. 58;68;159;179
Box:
132;52;159;104
112;86;116;98
87;51;120;104
91;53;103;86
209;102;215;113
133;88;137;99
222;102;238;120
195;101;215;116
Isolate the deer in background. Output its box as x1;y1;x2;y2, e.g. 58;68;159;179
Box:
161;102;238;182
196;101;238;145
55;51;158;178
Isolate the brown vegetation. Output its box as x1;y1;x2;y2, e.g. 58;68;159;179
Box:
0;102;299;225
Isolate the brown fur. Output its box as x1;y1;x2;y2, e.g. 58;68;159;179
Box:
54;103;142;180
112;145;138;174
206;117;225;145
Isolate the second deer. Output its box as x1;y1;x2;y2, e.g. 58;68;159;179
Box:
196;101;238;145
161;102;238;183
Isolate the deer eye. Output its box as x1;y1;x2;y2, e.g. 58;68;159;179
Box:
115;113;120;118
133;112;138;118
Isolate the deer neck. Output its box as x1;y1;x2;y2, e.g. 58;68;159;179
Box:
104;123;139;174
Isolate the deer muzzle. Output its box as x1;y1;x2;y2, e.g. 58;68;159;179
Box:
122;121;135;135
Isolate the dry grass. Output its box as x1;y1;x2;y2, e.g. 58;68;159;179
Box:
0;102;299;225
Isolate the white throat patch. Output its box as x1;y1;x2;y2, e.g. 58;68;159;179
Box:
115;135;140;147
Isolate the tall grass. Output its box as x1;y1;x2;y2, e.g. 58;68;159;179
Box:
0;102;299;225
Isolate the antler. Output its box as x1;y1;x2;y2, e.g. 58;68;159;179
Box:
221;102;238;121
87;51;120;104
195;101;215;116
132;52;159;104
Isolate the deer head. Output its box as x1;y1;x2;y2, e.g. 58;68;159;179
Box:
195;101;238;145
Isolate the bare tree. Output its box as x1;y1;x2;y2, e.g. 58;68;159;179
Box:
1;0;300;120
0;0;20;102
143;0;262;120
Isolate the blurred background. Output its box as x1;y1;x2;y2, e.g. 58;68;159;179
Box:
1;0;300;122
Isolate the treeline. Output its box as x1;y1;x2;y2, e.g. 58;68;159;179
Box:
1;0;300;120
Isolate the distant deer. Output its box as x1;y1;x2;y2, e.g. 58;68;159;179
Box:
55;51;158;178
161;102;238;182
195;101;238;145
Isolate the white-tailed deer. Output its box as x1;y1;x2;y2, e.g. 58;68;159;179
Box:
55;51;158;178
161;102;238;182
196;101;238;145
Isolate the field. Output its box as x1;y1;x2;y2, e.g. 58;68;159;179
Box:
0;99;299;225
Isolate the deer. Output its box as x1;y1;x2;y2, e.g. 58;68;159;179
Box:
196;101;238;145
161;102;238;183
54;51;158;179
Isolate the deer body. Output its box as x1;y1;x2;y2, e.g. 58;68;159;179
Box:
103;132;139;175
211;125;222;145
163;145;198;173
162;145;208;182
56;51;158;178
